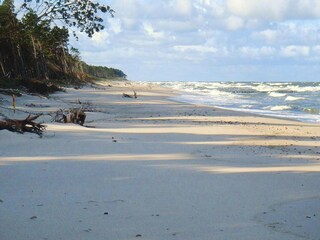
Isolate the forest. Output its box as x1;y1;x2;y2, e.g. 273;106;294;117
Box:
81;62;127;80
0;0;126;92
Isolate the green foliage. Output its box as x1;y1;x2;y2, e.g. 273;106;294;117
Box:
0;0;125;88
0;0;19;36
21;0;114;37
81;62;127;79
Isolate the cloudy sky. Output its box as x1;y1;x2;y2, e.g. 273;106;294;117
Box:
71;0;320;82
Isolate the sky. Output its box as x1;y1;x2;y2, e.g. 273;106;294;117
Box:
70;1;320;82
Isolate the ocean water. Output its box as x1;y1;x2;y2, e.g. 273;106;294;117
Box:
153;81;320;123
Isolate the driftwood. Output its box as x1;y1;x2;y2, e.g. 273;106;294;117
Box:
0;114;45;137
54;108;86;125
122;91;137;99
122;93;131;98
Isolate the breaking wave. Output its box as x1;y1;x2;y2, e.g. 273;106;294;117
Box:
148;81;320;123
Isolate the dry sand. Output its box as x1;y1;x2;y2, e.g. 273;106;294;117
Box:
0;81;319;240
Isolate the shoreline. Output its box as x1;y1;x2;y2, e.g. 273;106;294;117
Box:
0;80;320;240
144;81;320;124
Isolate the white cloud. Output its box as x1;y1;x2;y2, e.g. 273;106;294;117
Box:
171;0;193;16
225;16;244;30
108;19;122;34
245;19;264;29
142;22;166;39
239;46;276;58
69;0;320;81
312;45;320;55
120;18;138;30
254;29;278;44
91;32;110;44
194;0;225;18
251;21;320;47
227;0;320;21
227;0;288;20
111;0;142;18
173;45;218;54
280;45;310;57
155;19;199;33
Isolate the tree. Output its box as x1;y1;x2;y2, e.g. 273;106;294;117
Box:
21;0;114;37
0;0;121;86
0;0;25;78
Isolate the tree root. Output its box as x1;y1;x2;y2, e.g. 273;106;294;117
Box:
0;114;46;137
54;108;86;126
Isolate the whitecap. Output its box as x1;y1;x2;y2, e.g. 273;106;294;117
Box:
252;84;283;93
285;85;320;92
269;92;286;97
268;83;290;86
265;105;292;111
285;96;305;101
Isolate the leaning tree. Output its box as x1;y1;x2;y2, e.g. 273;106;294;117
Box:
0;0;114;80
0;0;114;135
20;0;114;37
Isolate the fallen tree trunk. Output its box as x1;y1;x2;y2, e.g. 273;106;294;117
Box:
0;114;45;137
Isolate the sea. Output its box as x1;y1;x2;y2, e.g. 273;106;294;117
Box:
151;81;320;123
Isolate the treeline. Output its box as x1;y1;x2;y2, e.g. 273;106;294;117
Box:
81;62;126;80
0;0;125;89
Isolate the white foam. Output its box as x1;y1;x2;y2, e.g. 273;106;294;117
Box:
153;81;320;123
268;83;290;86
285;96;305;101
252;84;283;93
269;92;286;98
266;105;292;111
286;85;320;92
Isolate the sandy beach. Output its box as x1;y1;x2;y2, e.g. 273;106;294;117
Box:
0;81;319;240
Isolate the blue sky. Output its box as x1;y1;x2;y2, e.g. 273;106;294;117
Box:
70;1;320;81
